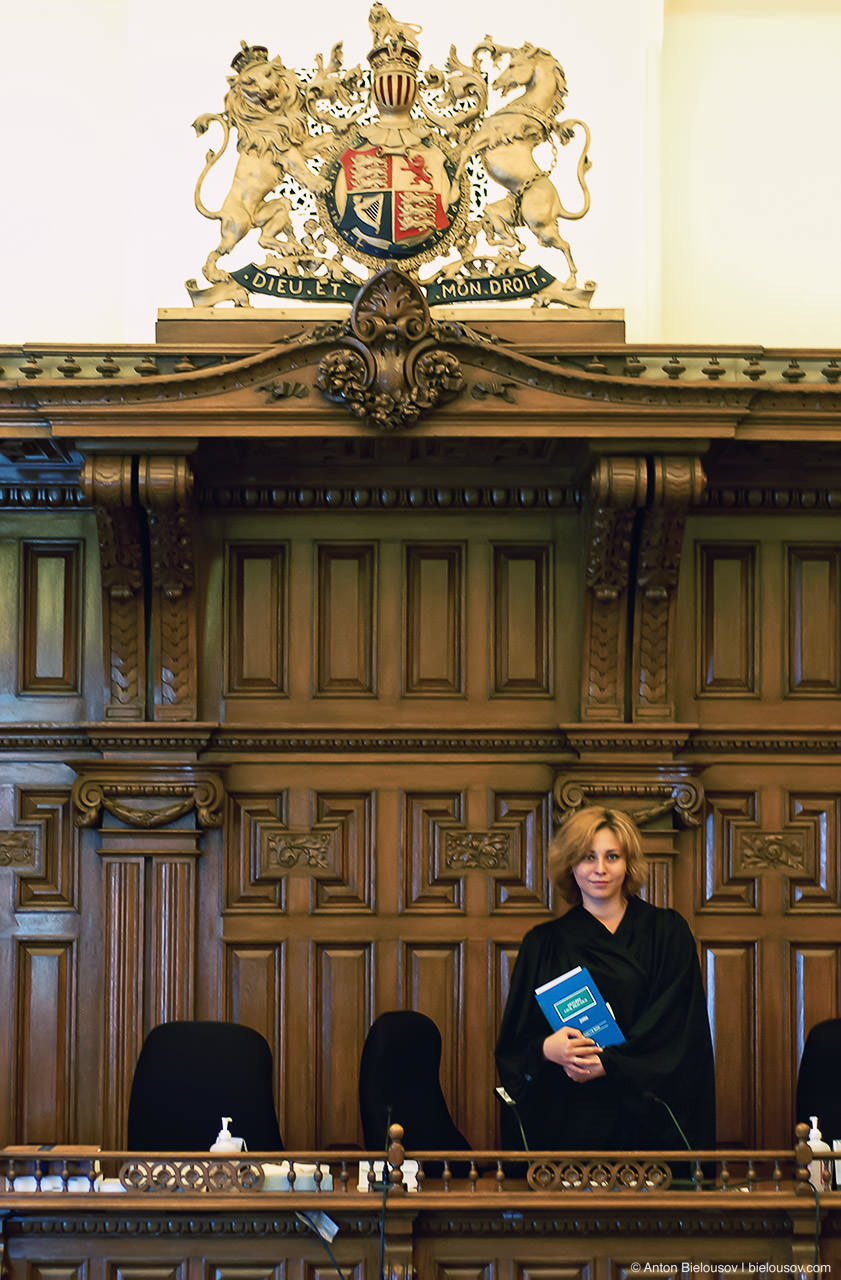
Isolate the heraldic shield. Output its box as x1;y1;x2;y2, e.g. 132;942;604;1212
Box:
325;138;464;264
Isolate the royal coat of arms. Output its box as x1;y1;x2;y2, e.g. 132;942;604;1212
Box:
186;5;595;309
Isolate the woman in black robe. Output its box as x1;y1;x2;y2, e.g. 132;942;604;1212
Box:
495;806;716;1153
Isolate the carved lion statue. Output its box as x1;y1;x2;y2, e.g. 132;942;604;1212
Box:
191;47;330;289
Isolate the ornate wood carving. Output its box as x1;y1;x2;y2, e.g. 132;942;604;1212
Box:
554;774;704;830
581;457;647;720
633;456;707;721
444;831;511;869
71;768;224;831
137;456;198;721
0;828;36;869
316;269;464;429
260;826;338;874
80;455;145;719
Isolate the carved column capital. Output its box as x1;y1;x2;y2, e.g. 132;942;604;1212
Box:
70;762;224;832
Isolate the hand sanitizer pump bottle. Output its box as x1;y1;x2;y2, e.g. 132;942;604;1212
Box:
808;1116;833;1191
211;1117;245;1153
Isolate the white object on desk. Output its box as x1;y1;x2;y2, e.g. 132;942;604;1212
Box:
210;1117;245;1154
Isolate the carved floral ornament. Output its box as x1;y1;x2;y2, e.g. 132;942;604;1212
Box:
309;268;465;429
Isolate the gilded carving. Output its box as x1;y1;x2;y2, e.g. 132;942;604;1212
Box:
185;11;594;309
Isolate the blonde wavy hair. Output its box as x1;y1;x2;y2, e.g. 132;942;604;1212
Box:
548;806;647;906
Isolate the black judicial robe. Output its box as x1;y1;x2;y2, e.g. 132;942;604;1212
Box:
495;895;716;1152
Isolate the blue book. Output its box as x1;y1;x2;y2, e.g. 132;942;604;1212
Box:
535;965;625;1047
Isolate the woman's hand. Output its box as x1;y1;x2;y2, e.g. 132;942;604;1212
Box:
542;1027;605;1083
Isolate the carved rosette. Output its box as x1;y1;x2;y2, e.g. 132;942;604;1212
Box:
316;269;464;429
633;457;707;721
581;457;648;720
81;456;146;719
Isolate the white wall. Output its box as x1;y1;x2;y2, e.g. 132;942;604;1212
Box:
661;0;841;347
0;0;838;347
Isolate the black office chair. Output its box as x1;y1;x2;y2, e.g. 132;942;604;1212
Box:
127;1020;283;1152
359;1010;471;1161
796;1018;841;1141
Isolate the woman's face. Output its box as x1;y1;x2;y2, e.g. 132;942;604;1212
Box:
572;824;627;913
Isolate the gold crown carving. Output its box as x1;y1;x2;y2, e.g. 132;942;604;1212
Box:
230;41;270;75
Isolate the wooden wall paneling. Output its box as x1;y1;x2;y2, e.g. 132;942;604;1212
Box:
101;856;145;1149
25;1266;88;1280
402;940;464;1138
149;857;197;1026
224;943;284;1121
225;544;288;695
403;542;464;695
696;543;758;696
580;457;647;720
785;792;841;912
702;941;757;1148
312;792;375;912
697;791;761;912
402;791;465;912
787;544;841;695
81;455;145;720
315;941;372;1147
225;793;288;911
19;542;81;693
13;938;75;1143
315;543;376;696
204;1266;283;1280
110;1265;186;1280
491;544;552;696
137;457;198;722
791;943;841;1067
15;790;78;911
488;791;552;914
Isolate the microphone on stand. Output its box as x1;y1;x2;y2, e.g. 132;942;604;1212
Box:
643;1091;691;1150
495;1086;529;1151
